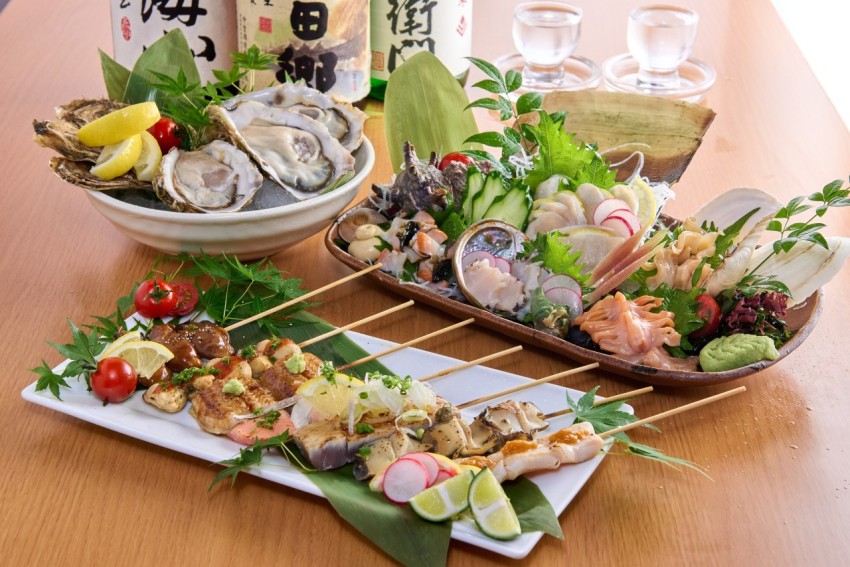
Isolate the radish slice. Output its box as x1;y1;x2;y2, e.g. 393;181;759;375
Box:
461;251;512;274
540;274;582;296
592;198;631;225
399;453;441;486
543;287;584;318
492;257;512;273
382;458;430;504
600;215;634;238
432;469;456;486
605;210;640;235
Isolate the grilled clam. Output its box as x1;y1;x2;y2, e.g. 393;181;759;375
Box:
153;140;263;213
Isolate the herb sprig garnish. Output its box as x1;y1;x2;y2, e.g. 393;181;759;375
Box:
568;387;709;477
749;178;850;277
208;431;312;491
149;45;276;149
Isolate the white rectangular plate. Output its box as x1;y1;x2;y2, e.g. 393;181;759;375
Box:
21;330;628;560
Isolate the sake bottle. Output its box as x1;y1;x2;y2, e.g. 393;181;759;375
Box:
369;0;473;100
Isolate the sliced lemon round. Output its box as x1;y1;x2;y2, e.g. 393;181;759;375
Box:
77;102;161;147
631;177;659;232
99;330;144;359
101;340;173;379
410;471;474;522
91;135;144;181
468;468;521;540
132;130;163;182
296;373;364;419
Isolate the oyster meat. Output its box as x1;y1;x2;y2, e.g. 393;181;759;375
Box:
229;82;367;151
153;140;263;213
208;101;355;201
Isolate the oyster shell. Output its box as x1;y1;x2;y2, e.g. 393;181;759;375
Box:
49;156;151;191
153;140;263;213
208;101;355;201
229;82;367;151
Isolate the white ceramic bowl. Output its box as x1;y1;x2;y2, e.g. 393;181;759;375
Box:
85;138;375;259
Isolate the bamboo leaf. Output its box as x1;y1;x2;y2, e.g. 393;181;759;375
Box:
504;478;564;539
99;49;131;101
308;465;451;567
384;51;479;172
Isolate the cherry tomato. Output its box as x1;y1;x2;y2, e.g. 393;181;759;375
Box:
91;357;138;403
169;282;200;316
437;152;473;171
690;293;722;339
134;278;178;318
147;117;181;154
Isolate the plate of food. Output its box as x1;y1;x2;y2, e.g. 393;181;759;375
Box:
23;254;669;564
325;55;850;387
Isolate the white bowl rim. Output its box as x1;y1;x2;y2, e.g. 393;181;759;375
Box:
86;136;375;224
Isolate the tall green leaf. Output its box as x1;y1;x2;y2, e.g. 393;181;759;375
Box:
123;29;201;105
309;465;452;567
99;49;131;101
384;51;479;172
505;478;564;539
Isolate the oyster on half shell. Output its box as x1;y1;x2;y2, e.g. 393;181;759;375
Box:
153;140;263;213
228;82;367;151
208;101;355;201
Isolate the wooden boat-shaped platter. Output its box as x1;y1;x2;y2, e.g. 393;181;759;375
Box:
325;207;822;388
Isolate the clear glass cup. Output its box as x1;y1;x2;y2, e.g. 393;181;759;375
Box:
512;2;583;87
627;5;698;88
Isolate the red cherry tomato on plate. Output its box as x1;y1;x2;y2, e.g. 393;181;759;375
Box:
134;278;178;318
690;293;722;339
147;117;181;154
169;282;200;316
91;357;138;403
437;152;473;171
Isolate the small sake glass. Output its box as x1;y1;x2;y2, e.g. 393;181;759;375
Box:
627;5;699;88
512;2;583;87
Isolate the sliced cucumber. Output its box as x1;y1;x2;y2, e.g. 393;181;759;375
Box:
471;174;508;221
462;166;485;222
483;187;532;229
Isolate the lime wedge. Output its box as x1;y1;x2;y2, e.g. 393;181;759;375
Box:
409;471;474;522
77;101;160;147
468;468;521;540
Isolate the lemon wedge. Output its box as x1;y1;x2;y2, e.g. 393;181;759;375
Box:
296;373;364;419
77;102;161;147
91;135;144;181
100;340;173;379
468;468;521;540
133;130;163;182
98;331;144;359
631;177;659;231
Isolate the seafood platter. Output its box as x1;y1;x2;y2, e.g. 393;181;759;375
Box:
326;117;848;387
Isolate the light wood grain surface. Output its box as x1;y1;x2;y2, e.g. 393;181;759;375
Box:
2;1;849;566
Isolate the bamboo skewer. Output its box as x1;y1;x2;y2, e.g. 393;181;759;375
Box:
418;345;524;383
297;300;415;348
337;318;476;371
600;386;747;439
544;386;654;419
456;363;599;409
224;263;383;332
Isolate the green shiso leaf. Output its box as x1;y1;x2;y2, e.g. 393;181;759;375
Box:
308;465;451;567
384;51;479;172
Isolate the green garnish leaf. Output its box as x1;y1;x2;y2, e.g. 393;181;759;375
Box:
32;360;71;400
209;431;309;491
517;231;589;285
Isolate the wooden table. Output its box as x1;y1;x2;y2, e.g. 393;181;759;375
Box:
2;1;849;565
